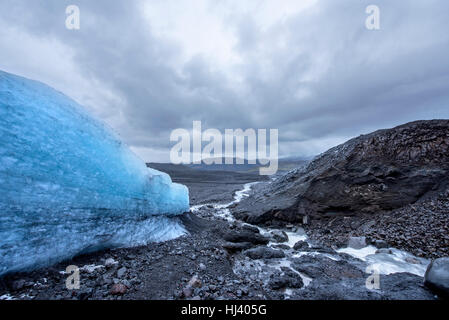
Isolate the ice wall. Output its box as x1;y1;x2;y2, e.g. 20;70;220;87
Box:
0;71;189;275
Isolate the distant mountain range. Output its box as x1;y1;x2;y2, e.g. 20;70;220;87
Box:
148;156;312;175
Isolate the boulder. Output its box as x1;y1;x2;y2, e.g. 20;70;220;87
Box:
293;241;309;251
424;257;449;298
182;287;193;298
268;269;303;290
308;245;336;254
376;248;393;254
373;239;389;249
241;224;260;234
270;230;289;243
244;247;285;260
348;236;367;249
116;267;127;278
292;255;364;280
188;275;202;288
223;231;269;245
11;279;26;291
272;244;291;250
110;283;127;295
104;258;117;267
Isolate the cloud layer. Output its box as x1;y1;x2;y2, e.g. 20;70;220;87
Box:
1;0;448;161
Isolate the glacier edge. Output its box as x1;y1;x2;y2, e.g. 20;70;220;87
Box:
0;70;190;275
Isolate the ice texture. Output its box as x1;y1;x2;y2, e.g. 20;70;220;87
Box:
0;71;189;275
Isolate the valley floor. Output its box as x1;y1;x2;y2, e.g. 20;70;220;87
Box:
0;171;441;300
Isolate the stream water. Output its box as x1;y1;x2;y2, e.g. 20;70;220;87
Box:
191;182;431;291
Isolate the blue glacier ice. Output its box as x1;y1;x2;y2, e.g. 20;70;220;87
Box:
0;71;190;275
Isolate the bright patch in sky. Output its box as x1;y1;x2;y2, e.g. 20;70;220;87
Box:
141;0;317;69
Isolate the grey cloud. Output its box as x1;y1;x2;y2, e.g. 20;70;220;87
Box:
0;0;449;161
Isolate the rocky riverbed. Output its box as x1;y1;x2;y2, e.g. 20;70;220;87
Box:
0;173;443;300
305;188;449;260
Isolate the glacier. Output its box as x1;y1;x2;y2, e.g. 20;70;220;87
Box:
0;71;190;275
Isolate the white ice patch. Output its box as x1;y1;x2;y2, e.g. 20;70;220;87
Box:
337;246;430;277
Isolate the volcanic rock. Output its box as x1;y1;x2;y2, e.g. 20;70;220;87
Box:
243;247;286;260
424;257;449;298
234;120;449;223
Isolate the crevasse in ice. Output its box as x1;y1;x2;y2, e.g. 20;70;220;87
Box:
0;71;189;275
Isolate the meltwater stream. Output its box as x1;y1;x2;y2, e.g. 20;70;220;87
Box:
194;182;431;290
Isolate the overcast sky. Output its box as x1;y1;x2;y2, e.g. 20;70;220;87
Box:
1;0;448;162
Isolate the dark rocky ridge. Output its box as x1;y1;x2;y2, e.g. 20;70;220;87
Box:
306;188;449;259
234;120;449;224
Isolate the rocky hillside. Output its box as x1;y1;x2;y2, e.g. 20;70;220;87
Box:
233;120;449;225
